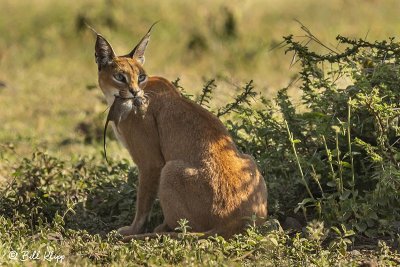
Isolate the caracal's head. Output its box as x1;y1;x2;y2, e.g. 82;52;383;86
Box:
93;24;156;112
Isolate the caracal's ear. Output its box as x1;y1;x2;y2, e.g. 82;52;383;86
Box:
94;34;116;71
87;23;116;71
124;22;158;65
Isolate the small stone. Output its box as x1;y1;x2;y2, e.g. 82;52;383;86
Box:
359;260;378;267
350;250;361;256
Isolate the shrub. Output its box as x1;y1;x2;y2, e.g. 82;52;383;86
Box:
0;152;139;235
213;34;400;237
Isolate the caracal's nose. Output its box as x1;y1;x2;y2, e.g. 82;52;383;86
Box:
129;88;140;97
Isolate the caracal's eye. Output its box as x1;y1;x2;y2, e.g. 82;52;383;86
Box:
113;73;126;83
138;74;147;83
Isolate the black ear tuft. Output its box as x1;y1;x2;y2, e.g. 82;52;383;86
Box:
95;35;116;70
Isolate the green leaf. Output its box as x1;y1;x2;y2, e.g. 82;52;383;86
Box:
330;226;341;236
327;181;336;187
294;198;314;213
298;198;315;205
269;237;279;246
344;230;355;237
341;161;352;168
367;211;379;220
339;190;351;200
355;222;367;232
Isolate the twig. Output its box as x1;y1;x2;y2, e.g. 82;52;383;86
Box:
217;80;257;117
285;120;314;199
347;98;355;190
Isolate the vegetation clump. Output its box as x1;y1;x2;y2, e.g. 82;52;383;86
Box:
1;34;400;265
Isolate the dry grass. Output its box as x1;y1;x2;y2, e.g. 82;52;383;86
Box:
0;0;399;158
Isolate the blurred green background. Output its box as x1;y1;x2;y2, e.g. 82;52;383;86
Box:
0;0;399;173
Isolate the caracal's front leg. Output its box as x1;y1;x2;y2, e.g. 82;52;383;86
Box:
118;166;162;236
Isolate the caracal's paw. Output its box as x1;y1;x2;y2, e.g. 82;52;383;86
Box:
153;222;171;233
117;225;135;236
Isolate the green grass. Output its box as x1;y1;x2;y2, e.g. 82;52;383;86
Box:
1;0;400;265
1;152;399;266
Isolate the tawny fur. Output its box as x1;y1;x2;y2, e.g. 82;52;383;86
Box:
94;27;268;240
